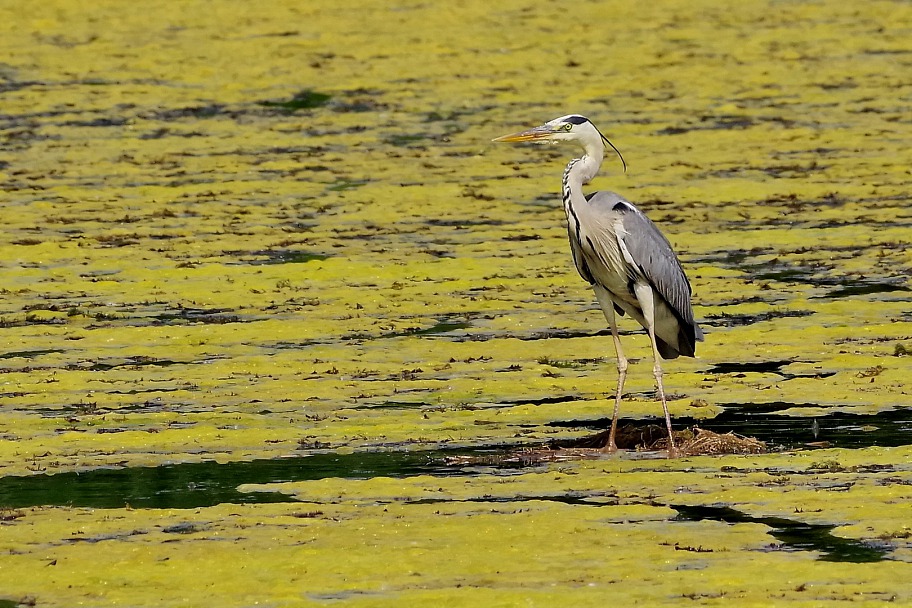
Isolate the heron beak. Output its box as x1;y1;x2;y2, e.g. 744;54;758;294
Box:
492;125;553;143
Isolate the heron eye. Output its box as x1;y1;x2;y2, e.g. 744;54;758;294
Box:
562;124;572;131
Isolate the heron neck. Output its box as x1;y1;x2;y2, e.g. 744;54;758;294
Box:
567;151;602;187
561;151;602;211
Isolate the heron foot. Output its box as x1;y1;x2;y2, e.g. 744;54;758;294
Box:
598;441;620;454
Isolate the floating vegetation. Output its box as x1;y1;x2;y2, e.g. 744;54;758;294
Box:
1;0;911;605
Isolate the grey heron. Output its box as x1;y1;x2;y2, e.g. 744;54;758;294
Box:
494;114;703;454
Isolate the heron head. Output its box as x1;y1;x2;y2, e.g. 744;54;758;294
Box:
493;114;593;144
493;114;626;171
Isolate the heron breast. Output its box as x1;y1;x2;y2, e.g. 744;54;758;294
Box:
579;225;633;299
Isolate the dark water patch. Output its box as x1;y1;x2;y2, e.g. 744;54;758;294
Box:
672;504;890;563
408;492;615;508
152;307;244;325
520;328;617;341
106;387;185;396
708;360;795;375
152;104;226;121
383;133;428;147
705;406;912;450
692;252;823;286
501;394;586;407
0;349;64;360
817;282;911;299
701;252;909;298
0;450;490;510
0;392;29;399
258;90;331;112
398;320;471;337
699;296;773;308
537;357;605;369
332;99;388;114
139;127;205;140
691;249;771;266
0;315;67;328
349;401;432;411
63;116;130;128
658;114;800;136
0;75;44;94
326;178;368;192
751;263;824;284
439;327;637;343
354;315;475;341
72;357;191;372
266;340;321;350
409;493;889;562
226;249;330;265
162;522;206;534
550;406;912;451
702;309;813;328
708;359;836;381
35;398;237;417
426;217;507;227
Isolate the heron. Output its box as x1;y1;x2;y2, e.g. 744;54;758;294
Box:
493;114;703;454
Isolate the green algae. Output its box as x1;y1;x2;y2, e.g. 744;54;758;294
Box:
4;446;912;606
1;0;912;605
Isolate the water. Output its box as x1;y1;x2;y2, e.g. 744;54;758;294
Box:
673;504;890;563
0;450;471;510
551;405;912;451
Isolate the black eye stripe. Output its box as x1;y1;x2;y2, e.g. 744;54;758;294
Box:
565;115;589;125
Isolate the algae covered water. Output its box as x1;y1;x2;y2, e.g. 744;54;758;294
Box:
1;0;911;605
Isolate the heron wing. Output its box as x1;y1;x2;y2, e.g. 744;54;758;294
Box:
586;192;700;330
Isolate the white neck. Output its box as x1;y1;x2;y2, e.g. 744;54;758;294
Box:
561;140;604;217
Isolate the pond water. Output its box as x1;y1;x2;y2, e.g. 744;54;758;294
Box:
1;0;910;605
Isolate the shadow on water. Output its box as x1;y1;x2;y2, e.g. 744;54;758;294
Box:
672;504;890;563
0;450;479;511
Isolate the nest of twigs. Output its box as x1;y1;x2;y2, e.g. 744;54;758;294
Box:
557;424;766;456
445;424;766;467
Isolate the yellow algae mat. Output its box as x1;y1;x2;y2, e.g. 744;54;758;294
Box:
1;0;911;605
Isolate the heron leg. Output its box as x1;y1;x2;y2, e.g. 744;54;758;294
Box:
633;284;677;456
594;288;627;452
649;337;677;455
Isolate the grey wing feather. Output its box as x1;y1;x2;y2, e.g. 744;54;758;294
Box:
620;210;696;325
586;192;700;331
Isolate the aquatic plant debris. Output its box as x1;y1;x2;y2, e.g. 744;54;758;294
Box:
1;0;911;605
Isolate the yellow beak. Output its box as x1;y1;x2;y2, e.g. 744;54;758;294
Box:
492;126;553;143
